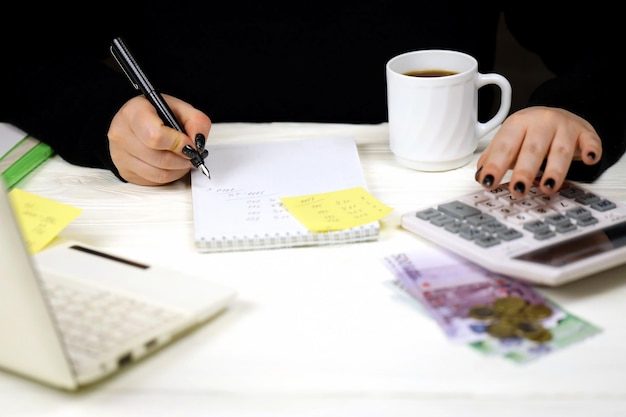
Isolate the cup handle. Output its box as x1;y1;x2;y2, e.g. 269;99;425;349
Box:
475;73;512;139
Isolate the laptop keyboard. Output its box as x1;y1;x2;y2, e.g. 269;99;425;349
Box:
43;280;185;364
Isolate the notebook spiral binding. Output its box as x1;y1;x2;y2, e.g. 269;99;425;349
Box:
195;222;380;253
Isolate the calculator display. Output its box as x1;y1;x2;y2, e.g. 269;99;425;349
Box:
514;222;626;267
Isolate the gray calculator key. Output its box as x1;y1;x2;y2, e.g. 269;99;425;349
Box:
555;222;577;233
566;207;593;220
466;213;497;226
577;216;599;227
545;214;570;226
591;199;617;212
498;228;524;241
437;201;481;219
415;208;442;220
559;187;585;199
523;220;550;234
534;229;556;240
575;192;601;205
482;221;507;233
475;235;501;248
459;228;484;240
444;221;463;233
430;214;456;227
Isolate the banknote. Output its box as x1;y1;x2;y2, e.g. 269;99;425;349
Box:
469;309;601;364
385;248;601;362
385;248;563;343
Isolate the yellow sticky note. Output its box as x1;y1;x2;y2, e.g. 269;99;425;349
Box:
281;186;393;232
8;188;82;254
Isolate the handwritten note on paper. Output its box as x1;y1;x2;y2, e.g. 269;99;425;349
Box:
191;136;383;252
8;188;82;254
281;186;393;232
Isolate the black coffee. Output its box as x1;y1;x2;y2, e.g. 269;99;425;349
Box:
404;69;458;77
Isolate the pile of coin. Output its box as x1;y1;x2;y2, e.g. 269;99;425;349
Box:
468;296;553;343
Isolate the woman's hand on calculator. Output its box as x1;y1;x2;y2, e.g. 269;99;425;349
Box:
475;106;603;198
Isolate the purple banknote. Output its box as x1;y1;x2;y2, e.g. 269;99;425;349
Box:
384;248;601;363
385;249;563;343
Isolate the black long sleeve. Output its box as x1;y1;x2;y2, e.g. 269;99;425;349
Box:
502;5;624;181
0;4;136;178
2;2;623;183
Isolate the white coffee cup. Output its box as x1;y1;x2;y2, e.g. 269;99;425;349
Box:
386;49;512;171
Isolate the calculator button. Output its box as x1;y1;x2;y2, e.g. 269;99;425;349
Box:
459;228;485;240
482;221;507;233
485;186;509;199
565;207;593;220
559;186;585;199
523;220;550;234
526;185;541;197
551;199;579;212
461;192;490;205
528;206;558;219
545;214;571;226
430;214;456;227
517;199;542;210
534;193;564;205
466;213;497;226
575;192;601;205
437;201;481;219
555;222;577;233
477;200;503;212
591;199;617;212
534;229;557;240
475;235;501;248
491;206;521;219
507;212;536;225
415;208;441;220
577;216;600;227
444;221;463;233
498;228;524;241
498;194;521;205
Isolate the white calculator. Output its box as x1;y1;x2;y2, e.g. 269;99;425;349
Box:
401;179;626;286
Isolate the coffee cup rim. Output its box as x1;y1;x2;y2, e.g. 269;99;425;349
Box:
386;49;478;79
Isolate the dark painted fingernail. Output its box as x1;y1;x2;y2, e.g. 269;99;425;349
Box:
543;178;555;189
474;166;483;181
201;149;208;159
587;151;596;160
182;144;198;158
482;174;494;187
182;145;203;168
514;181;526;193
195;133;206;152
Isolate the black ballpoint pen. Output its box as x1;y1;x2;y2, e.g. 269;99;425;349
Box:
109;37;211;179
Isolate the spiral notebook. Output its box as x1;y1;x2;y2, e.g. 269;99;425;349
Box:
190;136;380;252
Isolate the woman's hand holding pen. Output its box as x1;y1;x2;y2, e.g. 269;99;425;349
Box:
475;106;603;198
107;94;212;186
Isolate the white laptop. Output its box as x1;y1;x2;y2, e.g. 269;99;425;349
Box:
0;181;236;390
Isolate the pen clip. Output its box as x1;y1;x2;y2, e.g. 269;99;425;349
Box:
110;37;153;93
110;37;185;133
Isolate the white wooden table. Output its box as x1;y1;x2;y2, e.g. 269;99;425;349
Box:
3;122;626;417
